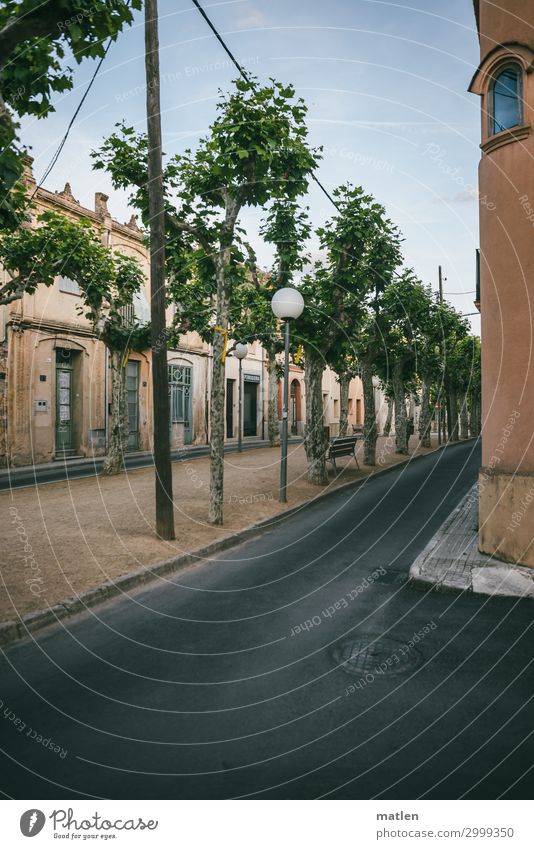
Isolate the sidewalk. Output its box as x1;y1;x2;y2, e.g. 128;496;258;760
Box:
0;436;287;491
410;484;534;598
2;435;440;626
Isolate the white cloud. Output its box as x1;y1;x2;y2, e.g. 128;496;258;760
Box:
235;7;266;29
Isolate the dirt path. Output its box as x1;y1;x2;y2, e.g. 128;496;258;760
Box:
1;436;439;621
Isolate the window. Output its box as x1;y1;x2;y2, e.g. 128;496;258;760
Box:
168;364;192;424
58;276;80;295
119;303;135;326
333;399;340;417
490;65;522;135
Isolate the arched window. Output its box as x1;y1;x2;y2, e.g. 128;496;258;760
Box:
490;65;522;135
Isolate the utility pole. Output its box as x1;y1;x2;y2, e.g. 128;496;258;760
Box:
145;0;175;540
438;264;445;446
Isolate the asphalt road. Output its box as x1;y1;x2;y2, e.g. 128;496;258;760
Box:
2;439;533;800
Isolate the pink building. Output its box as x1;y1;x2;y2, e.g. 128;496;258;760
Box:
470;0;534;566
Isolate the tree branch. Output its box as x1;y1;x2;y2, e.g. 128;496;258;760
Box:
243;241;261;289
164;210;213;256
0;2;69;71
0;273;25;305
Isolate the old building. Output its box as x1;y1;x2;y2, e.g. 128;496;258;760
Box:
0;171;367;468
469;0;534;566
0;170;154;467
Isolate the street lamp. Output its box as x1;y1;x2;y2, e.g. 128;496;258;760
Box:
271;287;305;502
235;342;248;453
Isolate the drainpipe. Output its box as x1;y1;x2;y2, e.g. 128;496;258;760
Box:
205;349;210;444
261;344;265;440
104;347;109;453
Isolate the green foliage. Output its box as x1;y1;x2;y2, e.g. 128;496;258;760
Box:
164;78;319;212
260;199;311;286
379;270;433;379
93;78;320;339
0;0;141;230
295;184;402;371
0;210;147;351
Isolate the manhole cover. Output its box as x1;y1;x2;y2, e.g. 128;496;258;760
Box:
332;634;422;677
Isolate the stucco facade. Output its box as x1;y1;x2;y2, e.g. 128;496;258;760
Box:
1;171;371;467
470;0;534;566
0;173;155;467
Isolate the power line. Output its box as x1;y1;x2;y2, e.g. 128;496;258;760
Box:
191;1;482;311
191;0;250;83
191;0;341;212
32;37;116;196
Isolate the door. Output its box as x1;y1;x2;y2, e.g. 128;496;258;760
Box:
290;380;298;435
226;379;234;439
243;381;257;437
55;357;73;453
168;364;193;445
126;361;139;451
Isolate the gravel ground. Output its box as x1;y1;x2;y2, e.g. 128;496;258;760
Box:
1;435;438;621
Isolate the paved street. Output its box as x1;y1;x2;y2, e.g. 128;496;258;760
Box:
2;439;533;800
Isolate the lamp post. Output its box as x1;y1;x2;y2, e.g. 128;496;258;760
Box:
235;343;248;453
271;287;305;502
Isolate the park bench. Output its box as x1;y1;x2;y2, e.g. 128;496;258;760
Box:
326;432;363;473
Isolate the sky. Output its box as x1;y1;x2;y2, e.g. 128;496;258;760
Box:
20;0;481;331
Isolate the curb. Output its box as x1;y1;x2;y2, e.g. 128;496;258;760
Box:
408;477;534;600
408;487;476;594
0;438;476;649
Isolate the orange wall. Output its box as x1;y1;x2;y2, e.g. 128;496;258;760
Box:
477;5;534;472
478;0;534;60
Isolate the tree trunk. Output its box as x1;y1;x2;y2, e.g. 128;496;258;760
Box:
338;372;350;437
392;360;408;454
383;396;393;437
304;349;327;484
418;377;432;448
361;357;377;466
266;344;280;447
102;348;129;476
208;267;228;525
448;388;459;441
469;390;481;436
460;392;469;439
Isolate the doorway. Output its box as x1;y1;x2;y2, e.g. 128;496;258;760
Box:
226;379;234;439
55;348;74;455
126;360;139;451
169;363;193;444
290;379;300;435
243;381;258;437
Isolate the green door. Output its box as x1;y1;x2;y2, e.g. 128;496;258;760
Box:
168;364;193;445
126;361;139;451
55;362;73;453
243;381;258;437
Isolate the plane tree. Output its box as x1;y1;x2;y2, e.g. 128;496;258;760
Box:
93;77;319;523
379;271;432;455
240;200;311;447
348;223;403;465
0;0;140;230
294;185;396;483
